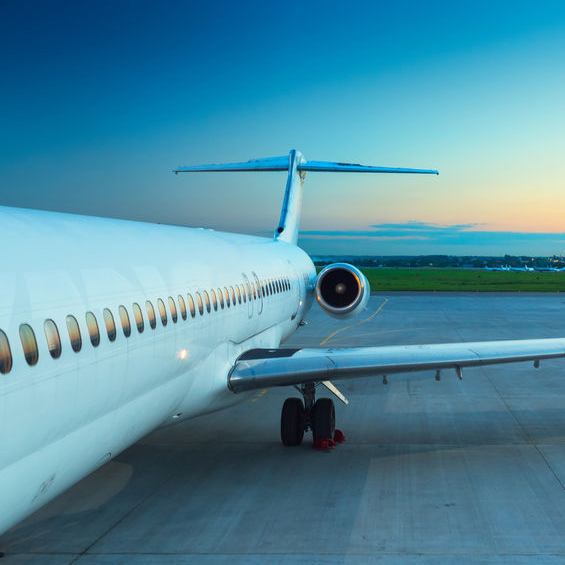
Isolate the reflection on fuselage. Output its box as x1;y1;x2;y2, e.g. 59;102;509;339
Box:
0;274;292;378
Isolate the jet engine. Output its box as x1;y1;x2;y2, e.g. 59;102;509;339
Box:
315;263;370;319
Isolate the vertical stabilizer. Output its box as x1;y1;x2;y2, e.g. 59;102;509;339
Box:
275;150;305;245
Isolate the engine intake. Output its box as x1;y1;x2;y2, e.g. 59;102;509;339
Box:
315;263;370;319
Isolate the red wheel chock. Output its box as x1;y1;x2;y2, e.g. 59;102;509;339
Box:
313;438;336;451
334;429;346;443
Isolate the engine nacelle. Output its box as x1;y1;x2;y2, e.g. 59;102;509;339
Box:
315;263;370;319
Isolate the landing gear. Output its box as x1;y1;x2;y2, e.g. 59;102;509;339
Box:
280;383;343;449
281;397;306;446
311;398;335;443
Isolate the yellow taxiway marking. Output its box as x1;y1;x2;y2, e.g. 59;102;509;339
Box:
319;298;389;346
251;389;268;402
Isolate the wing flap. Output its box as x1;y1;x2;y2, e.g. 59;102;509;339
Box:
228;339;565;392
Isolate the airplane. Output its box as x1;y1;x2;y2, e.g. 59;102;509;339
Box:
534;266;559;272
3;149;565;537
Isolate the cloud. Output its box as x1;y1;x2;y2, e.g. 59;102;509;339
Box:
298;222;565;255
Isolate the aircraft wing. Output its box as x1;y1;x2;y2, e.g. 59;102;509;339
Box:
228;338;565;392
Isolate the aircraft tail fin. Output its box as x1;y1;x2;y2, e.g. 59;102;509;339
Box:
174;150;438;245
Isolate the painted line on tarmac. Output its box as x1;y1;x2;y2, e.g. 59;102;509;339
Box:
251;389;268;402
319;298;389;346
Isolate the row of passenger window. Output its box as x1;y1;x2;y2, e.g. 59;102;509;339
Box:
0;274;292;375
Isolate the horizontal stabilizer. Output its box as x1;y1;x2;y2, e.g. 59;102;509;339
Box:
299;161;438;175
175;155;439;176
175;156;290;173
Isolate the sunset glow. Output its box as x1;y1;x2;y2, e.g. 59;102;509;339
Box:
1;1;564;255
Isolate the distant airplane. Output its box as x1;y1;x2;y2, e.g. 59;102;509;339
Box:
4;150;565;536
484;265;536;272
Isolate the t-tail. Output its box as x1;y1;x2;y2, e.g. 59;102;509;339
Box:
174;150;438;245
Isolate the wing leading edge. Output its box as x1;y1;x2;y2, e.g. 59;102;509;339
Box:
228;338;565;393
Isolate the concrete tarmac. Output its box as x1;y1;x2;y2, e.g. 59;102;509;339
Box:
3;293;565;563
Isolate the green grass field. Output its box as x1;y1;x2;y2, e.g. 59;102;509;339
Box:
355;268;565;292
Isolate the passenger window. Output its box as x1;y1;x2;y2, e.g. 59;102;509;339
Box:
178;295;187;320
119;305;131;337
223;287;230;308
20;324;39;366
66;315;82;353
146;301;157;329
133;303;144;333
245;282;252;302
86;312;100;347
230;286;236;305
251;282;257;300
168;297;178;323
44;319;62;359
236;285;242;304
0;329;12;374
187;293;196;317
195;292;204;315
203;290;211;313
104;308;117;342
157;298;168;326
210;289;218;311
269;280;273;295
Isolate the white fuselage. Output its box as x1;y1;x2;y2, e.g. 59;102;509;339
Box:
0;206;316;534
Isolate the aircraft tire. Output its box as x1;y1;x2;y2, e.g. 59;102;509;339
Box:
312;398;335;442
281;397;306;446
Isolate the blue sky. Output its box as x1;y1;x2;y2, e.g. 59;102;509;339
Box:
1;0;564;255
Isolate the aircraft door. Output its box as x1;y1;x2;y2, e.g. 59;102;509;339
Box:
291;267;302;321
242;273;253;318
252;271;263;315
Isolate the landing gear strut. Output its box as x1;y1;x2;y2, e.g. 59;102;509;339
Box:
280;383;342;449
